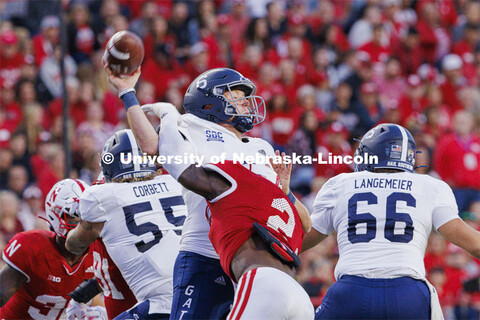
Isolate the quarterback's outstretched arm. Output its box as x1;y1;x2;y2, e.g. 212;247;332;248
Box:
105;65;159;155
0;263;27;307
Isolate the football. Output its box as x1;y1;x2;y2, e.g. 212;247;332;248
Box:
103;30;144;76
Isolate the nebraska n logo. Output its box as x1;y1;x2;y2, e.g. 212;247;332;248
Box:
5;239;21;257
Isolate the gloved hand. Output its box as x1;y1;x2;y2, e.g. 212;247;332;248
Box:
85;306;108;320
142;103;180;122
66;300;86;320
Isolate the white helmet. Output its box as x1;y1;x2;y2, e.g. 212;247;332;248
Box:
44;179;89;238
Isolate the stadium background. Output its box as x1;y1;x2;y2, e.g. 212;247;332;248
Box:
0;0;479;318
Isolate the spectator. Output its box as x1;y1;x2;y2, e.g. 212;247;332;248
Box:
39;44;77;99
267;87;296;152
375;57;407;108
32;15;60;66
265;1;286;43
143;15;176;61
358;23;390;63
129;1;159;39
20;102;45;153
440;54;466;113
36;144;65;199
358;82;384;124
47;77;87;126
7;164;28;198
67;2;98;64
168;2;192;62
0;148;14;189
452;23;479;85
434;110;480;212
0;84;22;134
17;184;46;231
348;5;382;49
288;110;322;194
393;27;423;75
76;100;115;152
416;3;450;64
0;191;23;244
0;29;25;89
328;82;374;138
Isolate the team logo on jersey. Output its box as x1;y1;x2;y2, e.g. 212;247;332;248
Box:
48;275;62;283
390;145;402;159
206;130;224;142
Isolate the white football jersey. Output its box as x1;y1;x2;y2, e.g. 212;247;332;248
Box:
79;174;187;314
312;171;459;280
176;114;276;258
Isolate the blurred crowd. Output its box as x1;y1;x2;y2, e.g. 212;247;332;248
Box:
0;0;479;317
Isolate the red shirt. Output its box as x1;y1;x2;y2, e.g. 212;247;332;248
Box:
0;101;23;132
358;41;390;63
269;110;298;146
439;79;463;113
206;161;304;281
1;230;94;320
91;239;137;319
0;53;25;89
434;134;480;189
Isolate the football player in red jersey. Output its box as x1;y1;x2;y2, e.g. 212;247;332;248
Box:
141;102;315;319
0;179;95;320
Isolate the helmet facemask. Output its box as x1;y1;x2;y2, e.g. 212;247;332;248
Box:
43;197;80;238
216;81;266;133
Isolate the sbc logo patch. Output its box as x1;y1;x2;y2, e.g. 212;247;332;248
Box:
206;130;224;142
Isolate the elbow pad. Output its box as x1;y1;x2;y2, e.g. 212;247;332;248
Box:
68;278;102;303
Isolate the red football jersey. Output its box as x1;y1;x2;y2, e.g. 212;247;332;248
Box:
206;161;305;281
91;239;137;319
1;230;94;320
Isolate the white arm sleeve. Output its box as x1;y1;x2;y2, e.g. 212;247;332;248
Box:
311;178;337;235
432;180;460;230
158;115;196;180
79;188;108;223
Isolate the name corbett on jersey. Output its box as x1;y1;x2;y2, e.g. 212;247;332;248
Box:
133;182;170;197
354;178;413;191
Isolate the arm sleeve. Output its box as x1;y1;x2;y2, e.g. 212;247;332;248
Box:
158;115;196;180
432;180;460;231
2;233;32;282
311;178;337;235
79;188;109;223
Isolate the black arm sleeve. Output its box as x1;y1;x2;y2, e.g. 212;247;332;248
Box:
68;278;103;303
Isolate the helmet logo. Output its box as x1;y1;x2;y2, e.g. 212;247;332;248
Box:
197;75;208;89
407;149;414;162
390;145;402;159
364;129;375;139
49;187;60;203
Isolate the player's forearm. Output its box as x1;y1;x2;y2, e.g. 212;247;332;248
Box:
66;221;102;255
126;104;159;155
66;230;91;255
294;198;312;233
301;228;329;252
0;264;27;307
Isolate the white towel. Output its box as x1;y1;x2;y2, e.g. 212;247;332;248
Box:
423;279;444;320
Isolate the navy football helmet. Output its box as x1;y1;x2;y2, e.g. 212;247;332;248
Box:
101;129;155;181
183;68;266;133
354;123;416;172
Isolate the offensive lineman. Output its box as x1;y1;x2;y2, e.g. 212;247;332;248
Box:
0;179;96;319
67;174;138;320
302;123;480;319
66;129;188;319
104;65;310;319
